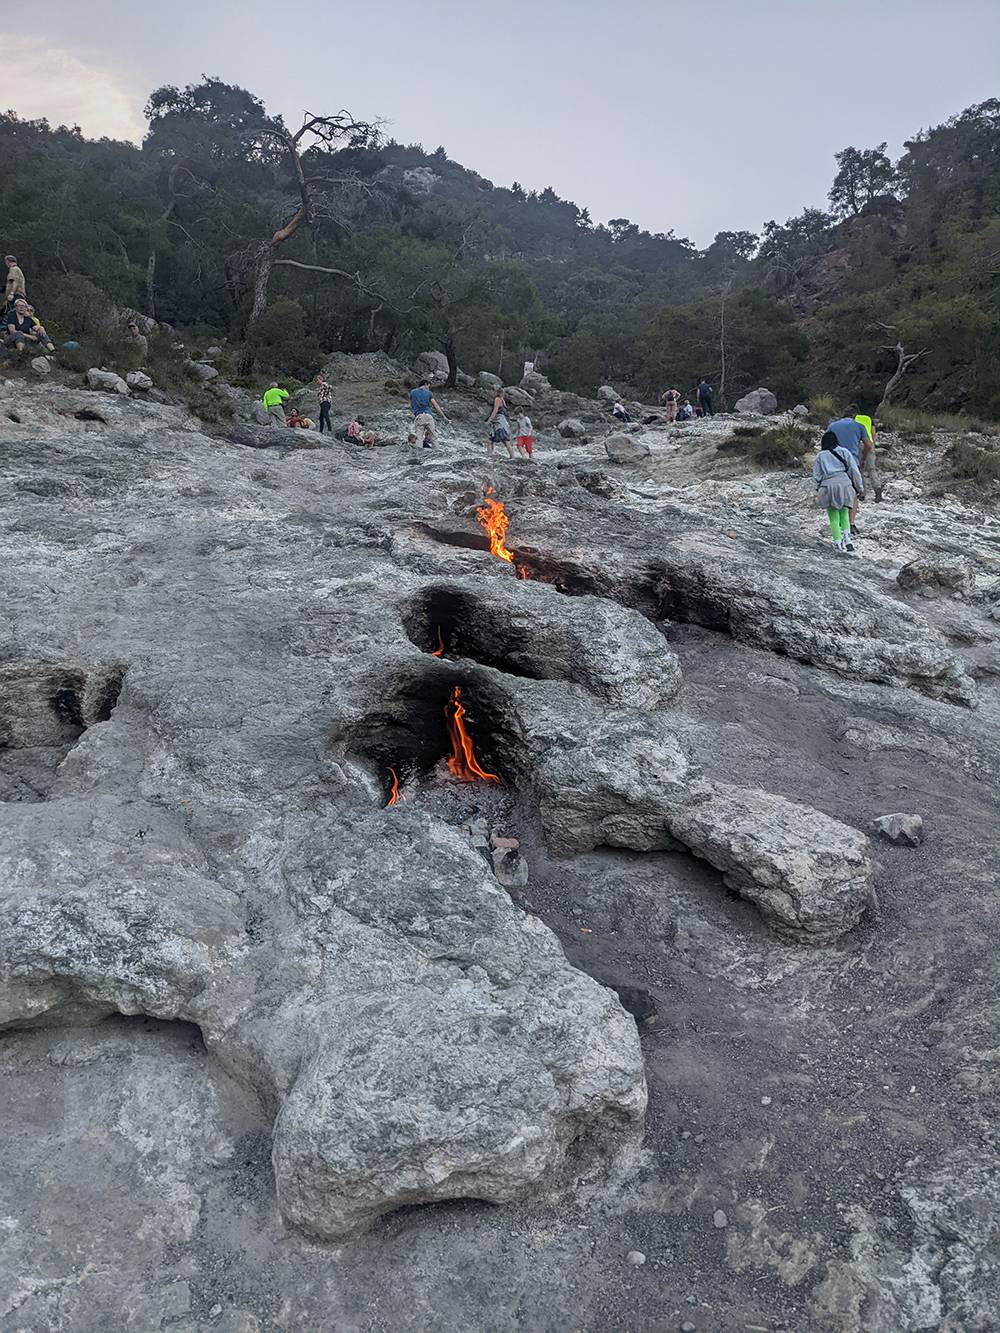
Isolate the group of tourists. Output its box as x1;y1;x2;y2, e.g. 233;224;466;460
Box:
660;380;714;420
812;407;880;556
3;255;56;355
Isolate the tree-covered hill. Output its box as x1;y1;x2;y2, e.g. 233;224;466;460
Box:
2;81;997;414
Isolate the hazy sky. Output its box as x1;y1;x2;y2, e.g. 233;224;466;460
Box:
4;1;998;246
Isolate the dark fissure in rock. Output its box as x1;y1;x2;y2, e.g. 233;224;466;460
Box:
402;588;542;681
342;662;526;807
0;661;126;803
413;522;491;554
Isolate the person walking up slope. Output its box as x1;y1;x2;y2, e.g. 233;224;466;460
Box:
316;375;334;434
813;430;864;555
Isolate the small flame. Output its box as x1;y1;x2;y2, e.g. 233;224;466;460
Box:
431;626;445;657
445;686;500;783
475;487;515;564
386;766;402;805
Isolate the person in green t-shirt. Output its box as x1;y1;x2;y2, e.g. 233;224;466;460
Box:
262;383;289;426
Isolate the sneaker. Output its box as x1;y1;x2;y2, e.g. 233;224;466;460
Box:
422;441;433;449
850;524;860;536
834;540;847;556
843;534;855;552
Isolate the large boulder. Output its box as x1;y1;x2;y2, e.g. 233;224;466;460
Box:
792;403;810;417
557;418;587;439
126;371;153;392
520;370;552;397
664;784;874;945
477;371;503;393
897;556;975;599
30;356;50;376
413;351;450;383
605;434;651;465
597;385;619;403
86;368;129;396
502;386;534;408
188;362;219;383
734;387;778;415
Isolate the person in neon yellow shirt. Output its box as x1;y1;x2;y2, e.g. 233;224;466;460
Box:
262;383;289;426
854;410;882;501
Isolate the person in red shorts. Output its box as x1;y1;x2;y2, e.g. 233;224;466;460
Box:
516;411;535;460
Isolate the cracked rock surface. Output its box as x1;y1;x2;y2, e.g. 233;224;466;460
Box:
1;378;998;1330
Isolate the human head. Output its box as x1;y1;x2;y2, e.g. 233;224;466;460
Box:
127;321;139;336
419;379;430;388
269;382;278;389
4;255;16;268
846;403;859;416
820;431;840;453
14;298;27;314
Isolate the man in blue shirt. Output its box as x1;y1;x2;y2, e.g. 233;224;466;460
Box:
826;414;871;533
408;379;449;449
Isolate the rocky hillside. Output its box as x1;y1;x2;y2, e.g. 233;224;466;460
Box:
3;91;997;414
1;358;998;1330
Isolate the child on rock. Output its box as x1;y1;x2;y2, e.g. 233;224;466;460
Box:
813;430;864;555
515;412;534;459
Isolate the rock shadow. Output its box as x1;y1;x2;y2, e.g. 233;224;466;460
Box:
0;660;126;802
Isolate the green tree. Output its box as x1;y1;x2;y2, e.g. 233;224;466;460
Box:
828;143;898;218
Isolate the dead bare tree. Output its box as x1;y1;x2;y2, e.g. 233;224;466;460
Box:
875;323;930;411
718;277;732;410
236;110;379;370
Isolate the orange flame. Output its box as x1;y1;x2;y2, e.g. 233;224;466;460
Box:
445;686;500;783
475;487;515;564
386;766;401;805
431;626;445;657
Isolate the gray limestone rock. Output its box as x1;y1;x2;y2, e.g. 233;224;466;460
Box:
792;403;810;416
597;385;619;403
86;367;129;395
520;369;552;396
30;355;50;375
413;351;450;383
605;434;651;464
897;555;975;599
477;371;503;393
734;387;778;415
189;361;219;382
502;385;534;407
872;813;924;846
126;370;154;391
558;418;587;439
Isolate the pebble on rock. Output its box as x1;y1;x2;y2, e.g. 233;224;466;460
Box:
626;1250;646;1266
713;1209;728;1229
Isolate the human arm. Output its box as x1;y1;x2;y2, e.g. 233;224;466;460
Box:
430;396;449;420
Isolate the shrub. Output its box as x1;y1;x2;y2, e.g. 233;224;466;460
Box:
718;421;813;468
808;393;834;423
945;438;1000;486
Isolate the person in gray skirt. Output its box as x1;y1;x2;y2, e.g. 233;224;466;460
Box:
813;430;864;555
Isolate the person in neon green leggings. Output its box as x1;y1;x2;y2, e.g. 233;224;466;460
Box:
813;430;864;555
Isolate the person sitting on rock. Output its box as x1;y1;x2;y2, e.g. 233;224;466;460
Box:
262;383;289;425
124;321;149;358
346;417;364;444
285;408;312;429
4;254;26;312
5;298;55;353
612;400;632;423
677;399;694;421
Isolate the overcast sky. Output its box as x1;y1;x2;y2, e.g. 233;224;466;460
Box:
4;0;998;246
